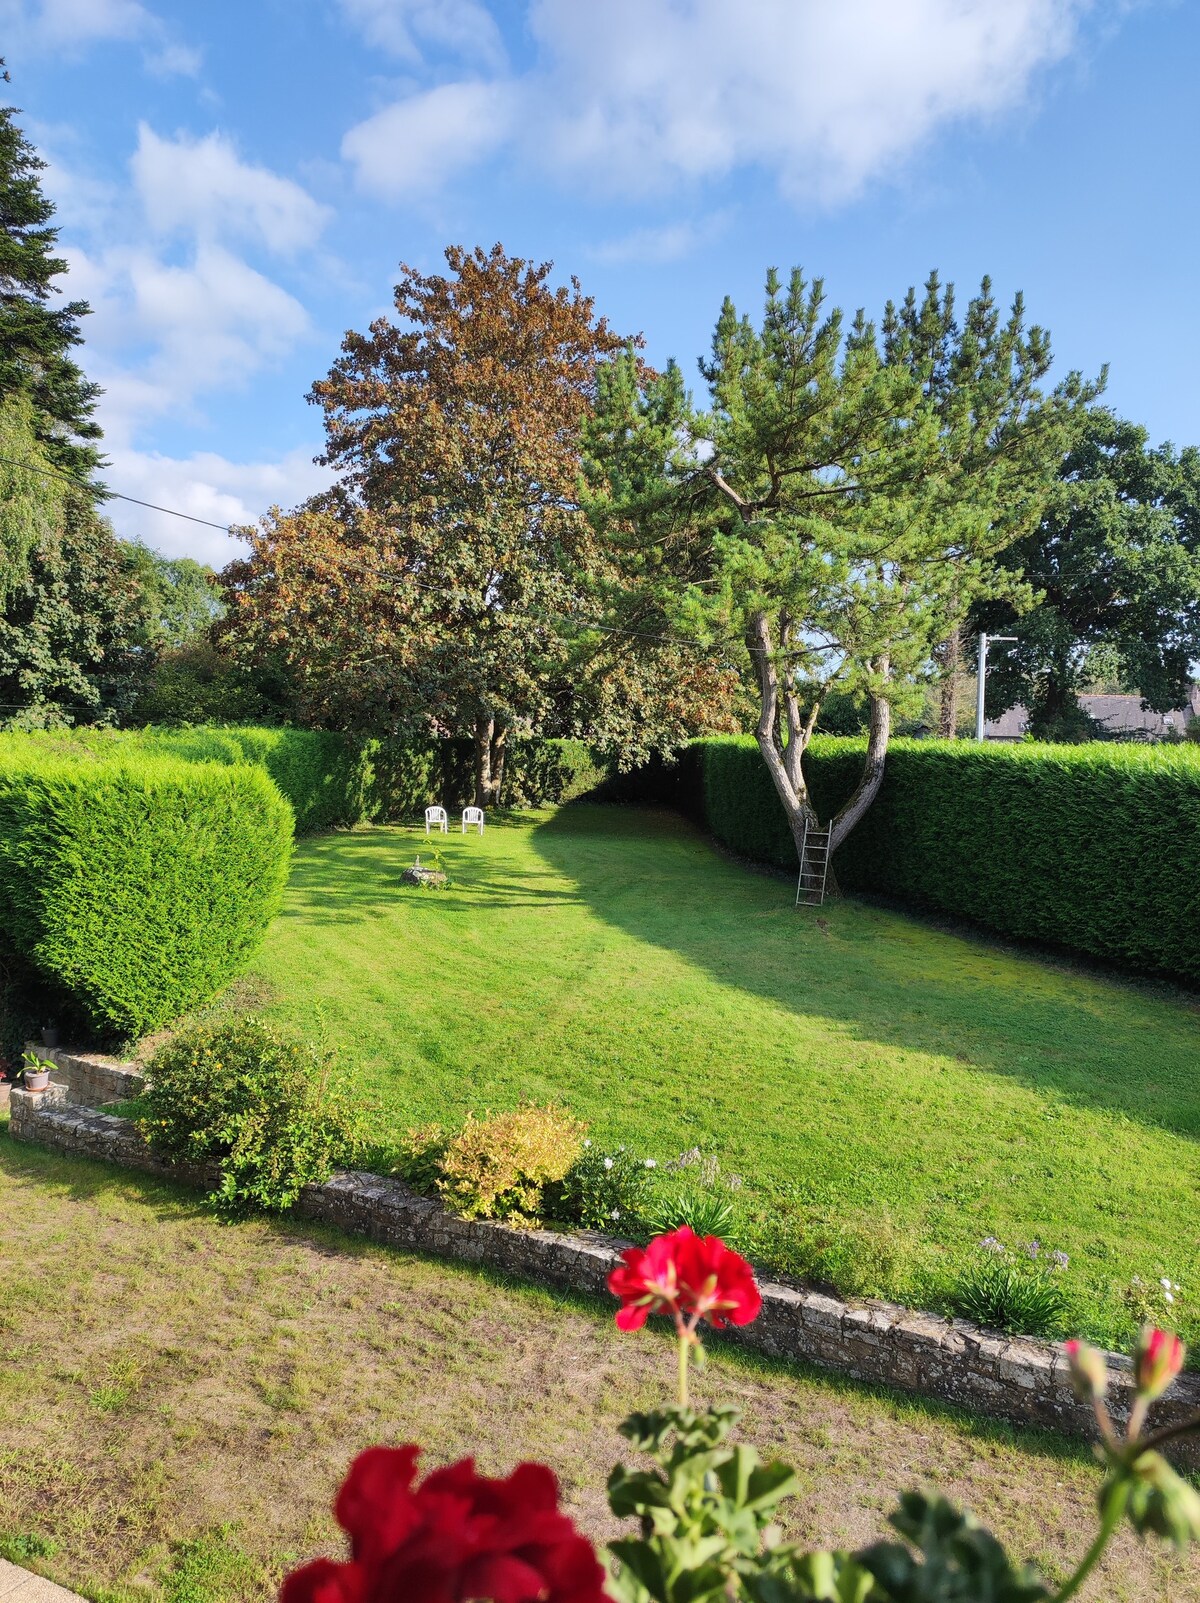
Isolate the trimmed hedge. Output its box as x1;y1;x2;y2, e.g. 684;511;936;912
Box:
0;738;293;1039
33;726;610;828
635;735;1200;983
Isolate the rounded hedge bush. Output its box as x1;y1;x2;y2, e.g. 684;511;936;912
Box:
0;739;293;1039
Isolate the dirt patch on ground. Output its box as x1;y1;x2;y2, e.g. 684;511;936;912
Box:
0;1136;1193;1602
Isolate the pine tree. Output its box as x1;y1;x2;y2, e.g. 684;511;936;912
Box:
0;62;102;479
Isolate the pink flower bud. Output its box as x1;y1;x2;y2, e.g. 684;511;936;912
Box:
1064;1338;1108;1402
1133;1326;1185;1402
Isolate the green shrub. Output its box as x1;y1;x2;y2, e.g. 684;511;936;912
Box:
392;1122;452;1194
136;1015;367;1212
0;740;292;1039
641;1149;749;1248
651;734;1200;982
436;1104;586;1226
643;1186;742;1245
549;1141;657;1232
948;1240;1072;1338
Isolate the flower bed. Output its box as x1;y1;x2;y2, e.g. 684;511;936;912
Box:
10;1083;1200;1463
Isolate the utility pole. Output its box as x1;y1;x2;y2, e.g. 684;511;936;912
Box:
975;633;1017;741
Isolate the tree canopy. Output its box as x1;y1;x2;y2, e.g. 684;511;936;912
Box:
222;244;736;803
978;408;1200;738
0;64;102;479
584;268;1096;864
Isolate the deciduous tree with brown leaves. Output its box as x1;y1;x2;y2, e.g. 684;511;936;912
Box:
222;244;736;804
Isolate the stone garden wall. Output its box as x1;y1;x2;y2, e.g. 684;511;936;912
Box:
10;1081;1199;1463
25;1045;145;1108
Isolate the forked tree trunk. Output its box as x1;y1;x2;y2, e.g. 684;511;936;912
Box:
473;715;507;808
746;608;893;891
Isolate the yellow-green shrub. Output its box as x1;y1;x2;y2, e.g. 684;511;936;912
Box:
436;1105;586;1226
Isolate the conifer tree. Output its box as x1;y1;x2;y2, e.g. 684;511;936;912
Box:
0;62;102;479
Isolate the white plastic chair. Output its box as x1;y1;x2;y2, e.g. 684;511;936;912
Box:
424;805;448;835
461;806;485;836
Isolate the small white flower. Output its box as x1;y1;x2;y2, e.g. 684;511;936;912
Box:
1161;1277;1172;1289
644;1159;656;1169
582;1139;591;1148
1165;1291;1175;1304
610;1208;620;1220
603;1157;614;1170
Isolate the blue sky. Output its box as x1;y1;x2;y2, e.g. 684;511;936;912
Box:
1;0;1196;567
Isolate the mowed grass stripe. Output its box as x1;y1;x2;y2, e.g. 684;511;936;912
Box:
239;805;1200;1351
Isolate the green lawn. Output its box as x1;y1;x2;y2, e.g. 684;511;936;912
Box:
238;804;1200;1351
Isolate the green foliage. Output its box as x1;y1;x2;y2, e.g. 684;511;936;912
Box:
949;1244;1071;1339
585;267;1094;861
980;409;1200;732
643;1187;742;1248
391;1122;451;1194
137;1015;367;1213
122;544;224;652
123;640;277;728
0;395;61;603
604;1401;1197;1602
0;738;292;1038
744;1205;924;1304
0;483;148;729
0;1532;58;1564
640;1149;749;1246
608;1405;801;1603
25;724;609;832
0;73;102;478
436;1104;586;1225
856;1491;1050;1601
661;734;1200;982
438;736;610;809
550;1141;657;1232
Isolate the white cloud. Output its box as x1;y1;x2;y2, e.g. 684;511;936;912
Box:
342;79;515;199
339;0;506;68
127;244;311;389
526;0;1093;202
0;0;200;72
588;212;732;266
101;444;333;567
132;125;331;254
340;0;1097;206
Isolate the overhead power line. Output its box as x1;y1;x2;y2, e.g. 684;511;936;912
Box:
0;448;740;658
0;451;236;532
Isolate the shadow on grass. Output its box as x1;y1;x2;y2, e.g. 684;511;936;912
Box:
528;805;1200;1144
0;1131;1096;1471
278;820;585;922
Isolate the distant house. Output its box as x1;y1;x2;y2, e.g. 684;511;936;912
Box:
984;684;1200;741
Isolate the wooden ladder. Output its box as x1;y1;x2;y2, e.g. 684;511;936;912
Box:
794;822;831;907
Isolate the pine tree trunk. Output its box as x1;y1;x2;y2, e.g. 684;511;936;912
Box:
829;684;891;853
936;626;962;738
744;611;894;891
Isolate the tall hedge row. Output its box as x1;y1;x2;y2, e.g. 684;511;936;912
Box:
633;735;1200;983
35;726;608;830
0;739;293;1040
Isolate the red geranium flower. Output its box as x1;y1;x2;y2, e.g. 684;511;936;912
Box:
1133;1326;1186;1402
280;1446;608;1603
607;1228;761;1333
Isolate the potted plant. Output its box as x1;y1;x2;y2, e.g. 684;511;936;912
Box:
20;1052;53;1092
